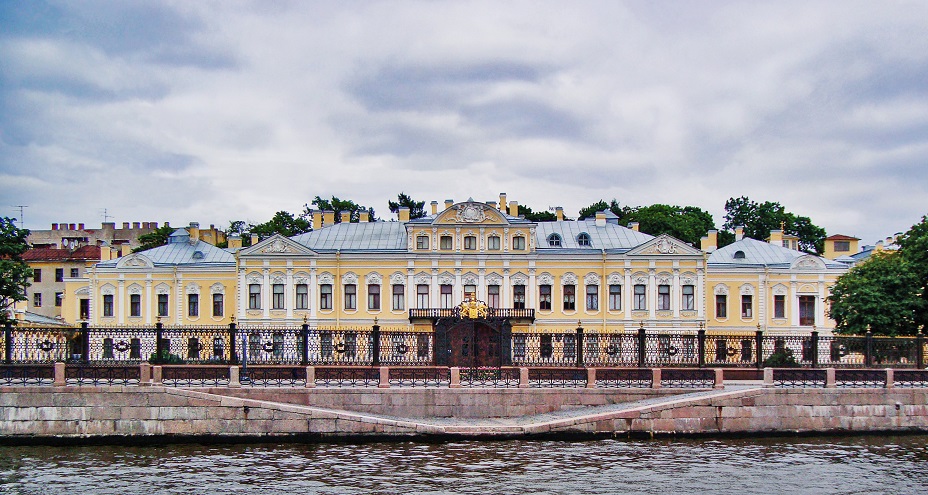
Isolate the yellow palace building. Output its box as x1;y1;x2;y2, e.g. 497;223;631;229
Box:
67;196;848;339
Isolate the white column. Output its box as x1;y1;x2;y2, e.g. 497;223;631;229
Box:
624;268;632;321
431;269;439;308
503;269;511;307
406;269;415;310
454;268;462;304
262;268;270;319
648;270;656;320
696;268;705;319
309;268;318;320
817;279;826;327
528;269;536;309
144;279;153;325
286;268;294;320
478;269;486;301
117;280;125;325
672;269;681;318
237;269;246;320
790;280;799;327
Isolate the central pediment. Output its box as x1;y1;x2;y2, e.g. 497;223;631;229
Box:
432;201;512;225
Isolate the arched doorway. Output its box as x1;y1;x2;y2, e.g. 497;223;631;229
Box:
434;313;512;367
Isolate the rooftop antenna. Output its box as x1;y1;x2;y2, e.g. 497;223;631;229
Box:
101;208;112;223
11;205;27;228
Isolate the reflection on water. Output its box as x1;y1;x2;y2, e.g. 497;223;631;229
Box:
0;435;926;495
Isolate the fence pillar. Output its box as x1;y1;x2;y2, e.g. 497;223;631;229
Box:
651;368;661;389
228;366;241;388
825;368;836;388
865;330;874;368
575;324;584;368
305;366;315;388
518;367;529;389
714;368;724;389
229;321;238;365
372;321;381;367
586;368;596;388
763;367;773;387
152;366;162;385
80;321;90;364
139;363;151;385
917;329;924;370
301;322;310;366
450;367;462;388
4;321;12;364
697;327;706;368
637;326;647;368
53;362;66;386
378;366;390;388
810;330;819;368
886;369;894;389
755;329;764;370
155;321;164;362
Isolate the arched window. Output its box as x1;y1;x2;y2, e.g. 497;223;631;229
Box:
577;233;591;246
733;250;746;260
547;233;562;247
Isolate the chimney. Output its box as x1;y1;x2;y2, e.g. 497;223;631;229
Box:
508;201;519;217
596;211;607;227
444;199;453;210
628;222;640;232
188;222;200;242
340;210;351;223
323;210;335;225
52;223;58;230
701;229;718;252
78;223;85;230
120;245;131;257
876;240;884;251
151;222;158;229
250;234;260;246
311;210;323;229
142;222;149;229
228;235;242;249
359;209;369;222
399;207;410;222
499;193;507;210
768;229;783;245
735;227;744;241
132;222;140;229
123;222;130;229
69;223;76;230
556;207;564;221
431;201;439;215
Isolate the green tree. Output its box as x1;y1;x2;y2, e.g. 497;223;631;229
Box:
827;252;923;336
577;200;714;246
388;193;426;219
249;211;312;241
0;217;32;325
896;214;928;331
133;225;176;252
721;196;826;254
307;196;376;224
578;199;629;221
519;204;557;222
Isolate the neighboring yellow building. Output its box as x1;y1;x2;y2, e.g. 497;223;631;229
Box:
23;245;115;324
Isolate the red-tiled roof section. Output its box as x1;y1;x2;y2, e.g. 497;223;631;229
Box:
826;234;860;241
22;245;102;261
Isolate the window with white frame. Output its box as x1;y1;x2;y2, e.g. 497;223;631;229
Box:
512;236;525;250
320;284;332;310
295;284;308;310
539;285;552;310
682;285;695;311
368;284;380;310
487;285;500;308
609;285;621;311
392;284;404;310
416;284;429;308
586;285;598;311
634;284;646;310
344;284;357;310
563;284;576;311
487;235;500;250
272;284;285;309
513;285;526;309
416;235;429;249
248;284;261;309
464;236;477;250
440;284;453;308
658;284;670;310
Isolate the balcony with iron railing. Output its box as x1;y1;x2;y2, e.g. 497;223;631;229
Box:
408;307;535;320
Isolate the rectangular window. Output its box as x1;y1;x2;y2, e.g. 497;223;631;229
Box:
715;294;727;318
586;285;598;311
658;284;670;310
345;284;358;310
70;268;79;278
834;241;850;252
512;236;525;250
440;284;453;309
130;294;141;317
248;284;261;309
416;235;429;249
609;285;621;311
799;296;815;326
33;269;41;282
213;293;224;317
774;294;786;319
368;284;380;310
464;284;476;299
464;235;477;250
741;294;753;318
102;294;113;317
320;284;332;310
392;284;404;310
55;268;64;282
487;285;500;308
539;285;552;311
682;285;695;311
563;284;576;311
33;292;42;307
513;285;526;309
487;236;500;250
416;284;429;308
55;292;63;307
79;298;88;320
272;284;285;309
634;284;646;310
156;294;168;317
187;293;199;317
440;235;453;250
295;284;308;310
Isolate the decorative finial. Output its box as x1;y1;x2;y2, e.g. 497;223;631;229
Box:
374;317;378;325
302;314;308;324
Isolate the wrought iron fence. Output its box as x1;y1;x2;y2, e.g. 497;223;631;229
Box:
595;368;652;388
772;369;827;387
661;368;715;388
314;366;379;387
162;365;230;387
835;369;886;388
242;366;307;387
528;368;587;388
0;364;55;386
460;367;520;388
389;367;449;387
66;365;141;386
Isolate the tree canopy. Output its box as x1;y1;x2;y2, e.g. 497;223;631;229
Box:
519;204;557;222
133;225;177;252
249;211;312;241
0;217;32;325
828;214;928;336
388;193;426;220
577;200;714;246
307;196;376;224
721;196;826;254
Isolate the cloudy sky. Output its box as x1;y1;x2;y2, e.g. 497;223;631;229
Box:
2;1;927;245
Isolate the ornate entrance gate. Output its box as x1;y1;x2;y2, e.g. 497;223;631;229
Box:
433;303;513;367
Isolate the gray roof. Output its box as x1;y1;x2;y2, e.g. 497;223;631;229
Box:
535;220;654;252
291;222;407;252
708;238;845;269
97;232;235;268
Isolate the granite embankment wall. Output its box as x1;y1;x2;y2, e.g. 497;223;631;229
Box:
1;387;927;441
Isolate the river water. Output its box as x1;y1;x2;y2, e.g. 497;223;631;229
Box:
0;435;925;494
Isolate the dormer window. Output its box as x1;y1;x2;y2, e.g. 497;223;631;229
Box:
577;233;591;246
734;250;746;260
547;233;562;247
